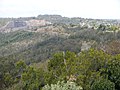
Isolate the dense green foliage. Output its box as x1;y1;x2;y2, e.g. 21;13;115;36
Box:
0;49;120;90
105;55;120;89
91;78;115;90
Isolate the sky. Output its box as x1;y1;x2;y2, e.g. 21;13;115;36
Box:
0;0;120;19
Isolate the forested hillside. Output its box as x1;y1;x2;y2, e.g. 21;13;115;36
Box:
0;15;120;90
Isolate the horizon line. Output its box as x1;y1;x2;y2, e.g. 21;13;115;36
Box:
0;14;120;20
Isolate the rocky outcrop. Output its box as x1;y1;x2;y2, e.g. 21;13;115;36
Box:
6;20;27;28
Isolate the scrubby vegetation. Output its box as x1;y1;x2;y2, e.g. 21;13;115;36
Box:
0;49;120;90
0;15;120;90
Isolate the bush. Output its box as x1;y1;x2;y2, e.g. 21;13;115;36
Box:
106;55;120;89
42;81;83;90
91;78;115;90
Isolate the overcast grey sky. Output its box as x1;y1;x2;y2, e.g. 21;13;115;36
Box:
0;0;120;19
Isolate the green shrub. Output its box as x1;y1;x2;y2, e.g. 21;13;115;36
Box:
106;55;120;89
42;81;83;90
91;78;115;90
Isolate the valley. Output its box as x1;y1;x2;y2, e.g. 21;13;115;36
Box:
0;15;120;90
